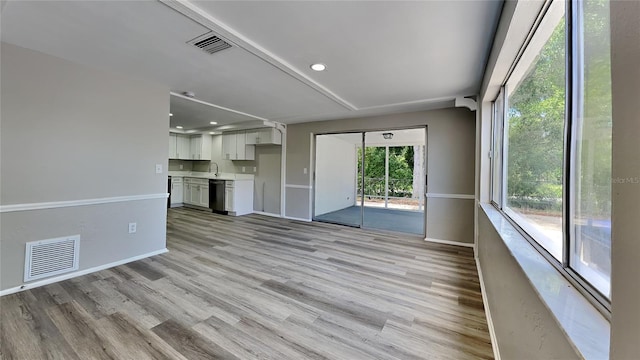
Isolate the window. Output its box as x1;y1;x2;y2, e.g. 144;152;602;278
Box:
570;0;612;298
491;0;612;303
505;0;566;261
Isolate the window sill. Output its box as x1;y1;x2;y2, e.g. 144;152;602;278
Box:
479;203;610;360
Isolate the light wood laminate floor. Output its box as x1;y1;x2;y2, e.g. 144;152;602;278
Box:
1;207;493;359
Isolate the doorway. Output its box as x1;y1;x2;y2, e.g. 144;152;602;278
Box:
313;128;426;236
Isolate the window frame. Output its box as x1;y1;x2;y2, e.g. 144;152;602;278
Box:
489;87;505;207
489;0;612;314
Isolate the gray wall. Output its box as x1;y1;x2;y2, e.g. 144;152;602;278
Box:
285;108;476;243
609;1;640;358
253;145;282;215
477;210;580;359
0;43;169;291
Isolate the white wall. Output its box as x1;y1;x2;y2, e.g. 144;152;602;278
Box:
0;43;169;291
314;135;357;216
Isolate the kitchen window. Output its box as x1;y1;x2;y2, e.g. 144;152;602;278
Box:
491;0;612;307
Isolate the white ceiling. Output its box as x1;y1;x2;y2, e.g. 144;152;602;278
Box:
1;0;502;130
169;94;263;132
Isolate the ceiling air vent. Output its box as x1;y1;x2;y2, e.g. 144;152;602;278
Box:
187;32;232;55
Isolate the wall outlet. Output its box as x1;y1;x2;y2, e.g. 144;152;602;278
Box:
303;167;308;174
242;166;246;172
155;164;163;174
253;167;257;172
128;222;137;234
179;164;183;170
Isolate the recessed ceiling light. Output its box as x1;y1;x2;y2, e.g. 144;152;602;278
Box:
176;126;183;129
209;132;216;135
169;113;173;117
310;63;326;71
210;121;218;125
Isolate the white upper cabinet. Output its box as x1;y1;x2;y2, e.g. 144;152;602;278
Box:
176;134;190;160
169;133;177;158
169;133;211;160
189;134;212;160
246;128;282;145
222;132;255;161
222;133;236;160
236;132;248;160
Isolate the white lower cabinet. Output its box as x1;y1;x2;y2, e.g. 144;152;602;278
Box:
174;176;252;215
225;182;234;212
170;177;183;206
224;180;254;216
189;184;200;206
183;182;192;204
183;178;209;208
199;184;209;208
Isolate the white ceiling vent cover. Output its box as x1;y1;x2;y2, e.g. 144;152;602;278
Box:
24;235;80;282
187;32;232;55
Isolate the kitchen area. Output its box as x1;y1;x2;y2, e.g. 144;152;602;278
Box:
167;93;284;217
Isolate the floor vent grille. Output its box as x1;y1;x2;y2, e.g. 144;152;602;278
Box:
188;32;232;55
24;235;80;282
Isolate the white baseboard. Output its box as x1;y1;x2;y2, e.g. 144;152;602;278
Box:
0;248;168;297
253;211;282;218
424;237;475;248
283;215;312;222
476;258;501;360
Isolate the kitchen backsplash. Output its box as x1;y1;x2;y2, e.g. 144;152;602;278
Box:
170;158;257;174
168;160;193;171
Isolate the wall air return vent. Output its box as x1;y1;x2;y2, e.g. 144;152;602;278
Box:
187;32;232;55
24;235;80;282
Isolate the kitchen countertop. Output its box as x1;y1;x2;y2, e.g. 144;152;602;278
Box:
168;171;254;181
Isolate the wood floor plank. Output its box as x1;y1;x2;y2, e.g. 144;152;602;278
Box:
95;312;188;360
0;207;493;359
45;301;117;360
152;319;238;360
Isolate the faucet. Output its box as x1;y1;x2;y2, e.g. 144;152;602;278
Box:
209;162;219;177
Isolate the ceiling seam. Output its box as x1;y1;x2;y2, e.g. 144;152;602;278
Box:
170;91;269;121
158;0;359;112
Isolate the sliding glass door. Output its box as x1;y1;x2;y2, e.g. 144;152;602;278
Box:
313;128;426;236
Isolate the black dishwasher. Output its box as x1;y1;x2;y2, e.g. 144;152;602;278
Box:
209;179;227;214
